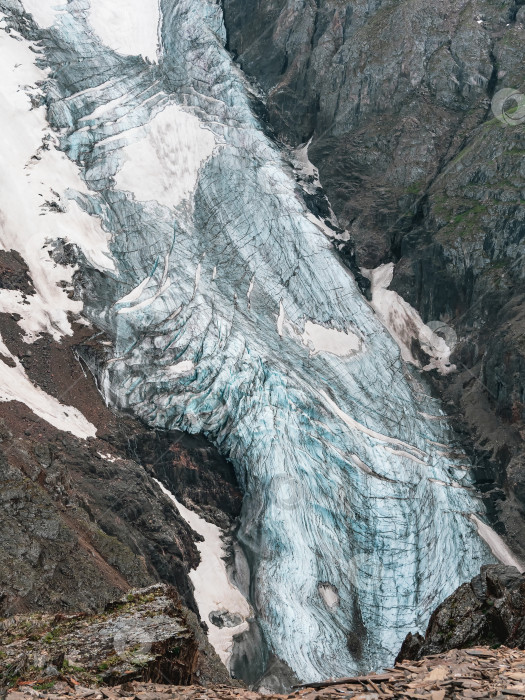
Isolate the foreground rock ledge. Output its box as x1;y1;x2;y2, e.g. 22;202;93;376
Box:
4;647;525;699
0;585;231;693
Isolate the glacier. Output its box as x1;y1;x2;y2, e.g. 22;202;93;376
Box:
0;0;500;684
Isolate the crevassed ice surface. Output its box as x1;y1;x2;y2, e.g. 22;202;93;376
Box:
3;0;494;682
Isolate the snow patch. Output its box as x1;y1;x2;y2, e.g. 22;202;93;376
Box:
114;105;216;209
247;275;255;302
154;479;251;668
22;0;61;28
302;321;361;358
0;25;114;341
305;212;332;239
194;263;201;293
428;478;464;489
319;583;340;610
362;264;455;375
116;276;153;307
294;139;319;182
0;336;96;438
470;515;524;573
277;301;285;337
98;452;121;462
165;361;194;379
117;255;171;315
88;0;161;62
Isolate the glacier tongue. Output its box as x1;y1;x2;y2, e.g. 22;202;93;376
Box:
3;0;495;682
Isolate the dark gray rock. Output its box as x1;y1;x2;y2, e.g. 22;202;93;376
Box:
397;565;525;661
0;414;199;617
0;250;35;296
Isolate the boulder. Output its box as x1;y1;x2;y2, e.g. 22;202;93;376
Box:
397;565;525;661
0;585;231;691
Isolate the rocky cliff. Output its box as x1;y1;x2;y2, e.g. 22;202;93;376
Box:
223;0;525;558
397;564;525;660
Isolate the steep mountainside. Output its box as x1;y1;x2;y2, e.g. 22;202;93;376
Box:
223;0;525;558
0;310;241;624
0;0;523;691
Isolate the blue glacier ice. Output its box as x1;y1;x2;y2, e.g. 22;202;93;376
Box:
1;0;496;684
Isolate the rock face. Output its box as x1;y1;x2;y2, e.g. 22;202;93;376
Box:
125;429;242;530
397;565;525;661
0;585;231;690
0;308;242;639
222;0;525;559
0;398;194;617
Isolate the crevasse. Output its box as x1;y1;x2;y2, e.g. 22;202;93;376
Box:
2;0;494;683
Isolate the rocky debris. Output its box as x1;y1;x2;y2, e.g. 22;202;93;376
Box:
5;647;525;699
122;429;242;531
398;565;525;661
0;250;35;296
0;585;231;694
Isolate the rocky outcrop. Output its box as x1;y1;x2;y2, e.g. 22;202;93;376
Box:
7;647;525;700
0;585;231;691
397;565;525;661
124;429;242;530
0;245;244;618
0;395;200;616
0;250;34;296
222;0;525;558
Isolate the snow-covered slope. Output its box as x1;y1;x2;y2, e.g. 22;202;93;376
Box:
0;0;496;683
